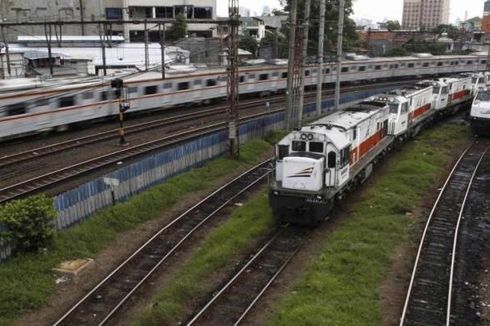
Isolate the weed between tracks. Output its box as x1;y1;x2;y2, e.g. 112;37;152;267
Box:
0;138;274;325
268;124;470;325
137;190;274;325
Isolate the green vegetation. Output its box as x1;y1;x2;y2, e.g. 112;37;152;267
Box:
138;191;274;325
269;124;470;325
0;138;273;325
239;34;259;58
0;195;56;252
167;13;188;42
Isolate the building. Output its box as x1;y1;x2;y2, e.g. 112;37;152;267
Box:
0;0;218;42
462;17;482;32
482;0;490;34
402;0;450;30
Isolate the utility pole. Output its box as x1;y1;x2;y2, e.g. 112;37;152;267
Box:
297;0;311;127
111;78;130;145
316;0;326;116
1;26;11;77
44;23;54;76
79;0;85;35
144;19;149;71
98;22;107;76
227;0;240;158
159;23;166;79
286;0;298;130
335;0;345;111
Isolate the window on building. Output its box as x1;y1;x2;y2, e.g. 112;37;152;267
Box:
193;7;212;19
106;8;123;20
175;5;193;19
155;6;173;18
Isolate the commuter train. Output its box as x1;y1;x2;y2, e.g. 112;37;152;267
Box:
470;88;490;136
0;53;488;141
269;75;475;225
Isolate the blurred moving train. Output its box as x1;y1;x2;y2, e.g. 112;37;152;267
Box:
269;74;476;225
0;53;489;141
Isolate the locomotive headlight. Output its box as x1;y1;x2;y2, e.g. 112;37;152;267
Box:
273;191;279;195
300;133;308;140
316;195;323;200
307;134;314;140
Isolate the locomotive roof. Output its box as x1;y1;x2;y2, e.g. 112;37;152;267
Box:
311;101;387;130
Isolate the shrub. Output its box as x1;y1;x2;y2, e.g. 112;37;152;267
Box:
0;195;56;252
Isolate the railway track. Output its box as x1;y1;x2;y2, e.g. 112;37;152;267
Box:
53;159;273;326
0;110;278;204
0;80;412;170
400;140;489;326
186;226;308;326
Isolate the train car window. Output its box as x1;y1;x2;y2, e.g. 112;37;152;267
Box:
281;72;288;78
437;62;443;66
309;142;324;153
206;79;217;87
36;98;49;106
416;62;421;66
248;74;256;80
240;76;245;82
312;69;318;75
341;67;349;73
292;140;306;151
82;92;94;100
128;86;138;93
322;68;330;74
340;148;350;167
327;151;336;169
400;63;406;67
193;79;202;85
59;96;75;108
353;128;357;140
481;60;487;65
305;70;310;76
375;65;382;70
259;73;269;80
278;145;289;160
467;60;473;65
100;91;110;101
383;64;388;68
358;66;366;71
423;62;429;67
145;85;158;94
272;72;279;77
177;82;189;91
6;103;26;116
408;63;414;68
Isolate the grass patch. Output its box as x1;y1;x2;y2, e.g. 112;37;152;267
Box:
137;190;275;325
268;123;470;325
0;137;274;325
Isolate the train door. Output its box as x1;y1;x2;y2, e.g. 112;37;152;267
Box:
325;144;337;187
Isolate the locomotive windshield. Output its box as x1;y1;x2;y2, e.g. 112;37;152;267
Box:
476;90;490;101
433;86;440;94
388;103;399;114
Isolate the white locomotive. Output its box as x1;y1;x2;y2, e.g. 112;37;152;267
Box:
269;75;475;225
470;88;490;136
0;53;487;141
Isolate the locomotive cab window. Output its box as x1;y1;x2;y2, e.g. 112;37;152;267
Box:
433;86;440;94
278;145;289;160
441;86;449;94
340;147;350;167
389;103;399;114
292;141;306;152
309;142;324;153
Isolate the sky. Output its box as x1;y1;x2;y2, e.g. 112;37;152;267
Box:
216;0;486;24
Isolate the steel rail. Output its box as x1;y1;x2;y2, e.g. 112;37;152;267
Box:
186;231;283;326
399;142;485;325
446;146;488;326
53;159;273;326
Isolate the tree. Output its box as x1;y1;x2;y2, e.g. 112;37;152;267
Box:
0;195;56;252
432;24;461;40
167;13;188;41
239;33;259;57
260;31;289;58
281;0;359;56
385;20;401;31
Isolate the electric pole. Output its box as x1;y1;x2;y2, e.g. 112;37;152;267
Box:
297;0;311;127
144;19;149;71
159;23;166;79
286;0;298;130
335;0;345;110
44;23;54;76
316;0;326;116
1;26;11;77
227;0;240;158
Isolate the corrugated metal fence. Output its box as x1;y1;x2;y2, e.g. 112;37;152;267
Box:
0;87;396;262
